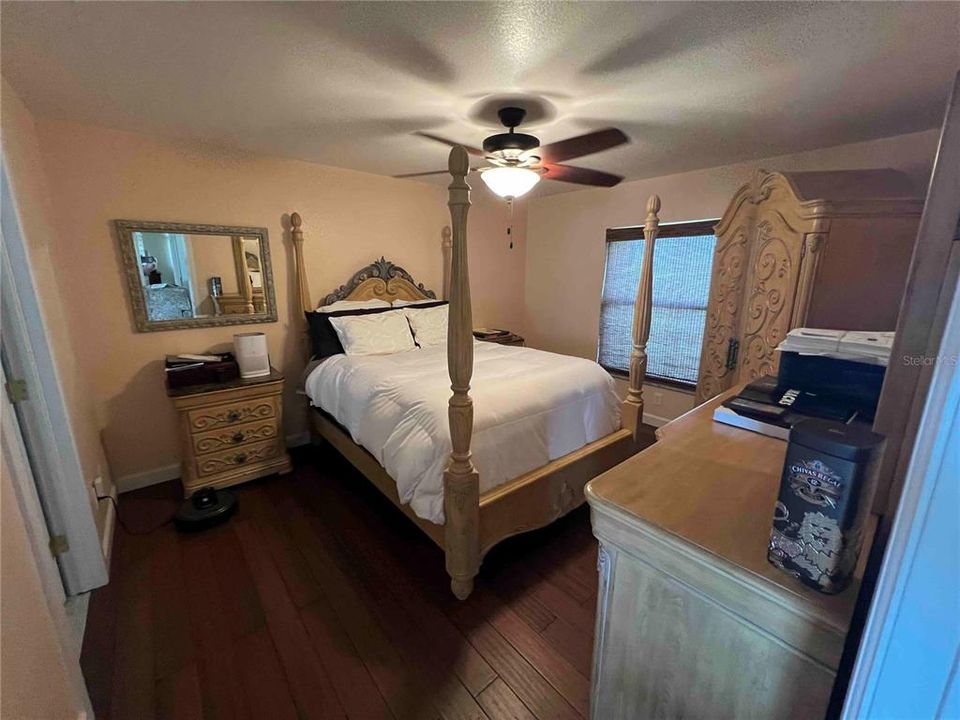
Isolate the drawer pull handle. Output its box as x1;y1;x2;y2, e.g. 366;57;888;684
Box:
235;453;248;464
227;410;241;423
231;432;244;443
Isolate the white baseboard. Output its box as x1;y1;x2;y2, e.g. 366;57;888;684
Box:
642;412;670;428
115;463;180;494
99;492;116;563
286;431;311;448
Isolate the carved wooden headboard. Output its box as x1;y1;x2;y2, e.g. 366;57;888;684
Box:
289;212;452;318
319;257;437;307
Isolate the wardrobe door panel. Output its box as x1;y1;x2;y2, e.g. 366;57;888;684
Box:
736;210;806;386
695;217;751;405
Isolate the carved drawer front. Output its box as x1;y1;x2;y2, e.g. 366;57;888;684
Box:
187;397;276;433
195;438;280;478
192;419;278;456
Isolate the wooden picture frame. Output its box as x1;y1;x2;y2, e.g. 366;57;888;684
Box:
115;219;278;332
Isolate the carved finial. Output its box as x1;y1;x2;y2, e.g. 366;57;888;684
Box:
448;145;470;176
646;194;661;216
291;212;302;230
442;225;452;243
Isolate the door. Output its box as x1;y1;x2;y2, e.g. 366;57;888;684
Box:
0;161;107;594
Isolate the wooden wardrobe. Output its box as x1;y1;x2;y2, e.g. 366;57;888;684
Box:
695;169;925;405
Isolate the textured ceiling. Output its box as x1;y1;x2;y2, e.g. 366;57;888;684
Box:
2;1;958;196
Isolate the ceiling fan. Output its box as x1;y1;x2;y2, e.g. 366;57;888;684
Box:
396;107;629;199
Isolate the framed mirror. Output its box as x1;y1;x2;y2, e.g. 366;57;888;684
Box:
115;220;277;332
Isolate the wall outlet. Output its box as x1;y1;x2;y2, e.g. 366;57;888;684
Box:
92;475;109;499
652;391;663;407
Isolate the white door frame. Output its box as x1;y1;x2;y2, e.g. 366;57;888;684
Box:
1;158;108;594
841;275;960;718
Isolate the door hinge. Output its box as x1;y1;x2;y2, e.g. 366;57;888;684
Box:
725;338;740;371
5;378;28;403
49;534;70;557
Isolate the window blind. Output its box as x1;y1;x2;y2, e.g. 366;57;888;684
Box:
598;223;717;386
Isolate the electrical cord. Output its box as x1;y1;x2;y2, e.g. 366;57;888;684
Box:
96;493;175;536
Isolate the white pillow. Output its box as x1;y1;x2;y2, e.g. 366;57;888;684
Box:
328;310;416;355
318;299;390;312
405;304;448;347
392;298;438;307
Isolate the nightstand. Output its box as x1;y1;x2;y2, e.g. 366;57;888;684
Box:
476;331;525;347
167;368;292;496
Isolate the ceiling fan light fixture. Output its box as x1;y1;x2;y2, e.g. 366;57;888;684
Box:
481;166;540;199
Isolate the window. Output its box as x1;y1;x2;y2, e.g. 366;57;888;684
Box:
598;220;717;387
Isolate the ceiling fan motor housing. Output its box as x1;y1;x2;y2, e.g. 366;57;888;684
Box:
483;106;540;160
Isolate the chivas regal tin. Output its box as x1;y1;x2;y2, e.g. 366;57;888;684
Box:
768;418;884;594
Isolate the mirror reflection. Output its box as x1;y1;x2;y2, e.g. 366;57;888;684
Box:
117;221;276;332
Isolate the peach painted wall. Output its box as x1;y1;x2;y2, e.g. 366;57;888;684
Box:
27;116;527;487
1;79;111;516
524;129;940;424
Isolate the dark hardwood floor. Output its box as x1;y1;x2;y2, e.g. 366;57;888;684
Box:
81;437;650;720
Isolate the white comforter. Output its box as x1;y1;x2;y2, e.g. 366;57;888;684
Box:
304;341;620;523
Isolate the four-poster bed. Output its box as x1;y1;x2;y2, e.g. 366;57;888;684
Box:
291;146;662;598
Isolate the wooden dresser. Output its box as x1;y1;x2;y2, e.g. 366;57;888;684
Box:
168;369;292;495
695;169;924;405
585;392;862;719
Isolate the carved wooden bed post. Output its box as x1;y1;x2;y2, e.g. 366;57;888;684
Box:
444;146;480;600
291;212;312;319
621;195;661;437
441;225;453;301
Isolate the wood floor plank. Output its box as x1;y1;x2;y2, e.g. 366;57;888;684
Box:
475;590;590;716
80;533;121;720
527;576;595;637
450;595;582;720
242;484;322;608
156;663;203;720
281;499;442;720
488;564;556;633
151;529;195;680
181;539;253;720
288;490;488;720
204;524;266;639
476;679;537;720
540;618;593;679
234;519;347;720
300;600;394;720
234;627;299;720
289;476;498;697
110;533;156;720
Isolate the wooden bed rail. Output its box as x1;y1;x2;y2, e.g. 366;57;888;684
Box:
443;146;480;599
621;194;661;436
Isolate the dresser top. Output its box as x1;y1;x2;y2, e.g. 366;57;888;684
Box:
586;390;861;631
166;367;283;398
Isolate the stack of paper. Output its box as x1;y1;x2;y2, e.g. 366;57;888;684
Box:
778;328;894;366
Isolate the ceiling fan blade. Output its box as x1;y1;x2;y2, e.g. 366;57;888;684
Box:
393;168;479;178
393;169;448;178
541;163;623;187
413;131;485;157
536;128;629;164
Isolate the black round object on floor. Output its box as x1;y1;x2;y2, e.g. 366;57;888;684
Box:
174;488;238;532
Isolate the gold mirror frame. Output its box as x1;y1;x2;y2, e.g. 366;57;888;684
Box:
115;219;278;332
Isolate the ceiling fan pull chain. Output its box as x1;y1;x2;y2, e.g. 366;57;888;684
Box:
507;198;515;250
